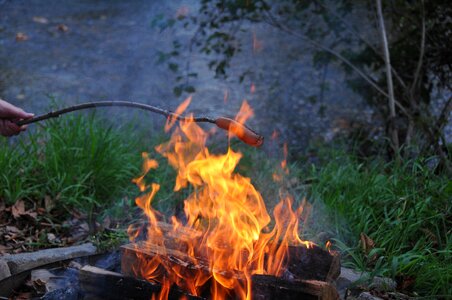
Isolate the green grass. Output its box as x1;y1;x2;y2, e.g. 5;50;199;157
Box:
0;114;152;222
306;150;451;297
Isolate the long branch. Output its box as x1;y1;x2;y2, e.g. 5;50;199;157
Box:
15;101;264;147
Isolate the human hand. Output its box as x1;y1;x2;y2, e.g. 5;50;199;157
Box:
0;99;34;137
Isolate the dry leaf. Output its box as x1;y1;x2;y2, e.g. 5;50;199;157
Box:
6;225;20;234
32;16;49;24
360;232;375;254
57;24;69;32
12;200;25;219
47;233;56;243
44;195;55;212
15;32;28;41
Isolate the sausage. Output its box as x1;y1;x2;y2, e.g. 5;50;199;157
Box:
215;117;264;147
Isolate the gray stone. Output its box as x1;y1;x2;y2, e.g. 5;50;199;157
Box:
3;243;96;274
0;259;11;281
336;267;365;299
357;292;383;300
336;267;397;299
369;276;397;292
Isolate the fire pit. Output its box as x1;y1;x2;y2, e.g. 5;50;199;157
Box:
117;101;341;299
0;247;339;299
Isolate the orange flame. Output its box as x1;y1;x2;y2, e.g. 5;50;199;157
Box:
326;241;332;253
164;95;192;132
129;101;312;299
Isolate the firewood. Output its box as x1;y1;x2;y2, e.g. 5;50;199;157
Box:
251;274;339;300
286;245;341;282
123;221;340;282
121;242;340;300
79;265;203;300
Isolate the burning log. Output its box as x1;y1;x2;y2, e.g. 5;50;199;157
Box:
123;222;340;283
79;265;203;300
121;237;340;300
286;245;340;282
251;275;339;300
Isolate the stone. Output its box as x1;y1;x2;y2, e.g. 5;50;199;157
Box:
357;292;383;300
369;276;397;292
3;243;96;274
0;259;11;281
336;267;397;299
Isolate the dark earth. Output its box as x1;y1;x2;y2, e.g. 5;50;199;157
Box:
0;0;392;153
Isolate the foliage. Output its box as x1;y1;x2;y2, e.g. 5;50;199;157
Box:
307;149;451;296
159;0;451;169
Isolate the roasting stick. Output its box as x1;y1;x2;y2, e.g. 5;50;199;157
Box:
15;101;264;147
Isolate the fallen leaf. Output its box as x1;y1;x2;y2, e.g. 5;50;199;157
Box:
44;195;55;212
16;94;26;100
12;200;25;219
15;32;28;41
47;233;56;242
32;16;49;24
57;24;69;32
23;211;37;222
360;232;375;254
6;225;20;233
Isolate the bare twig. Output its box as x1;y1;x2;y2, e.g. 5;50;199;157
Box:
263;11;388;99
312;0;407;89
262;8;412;119
376;0;399;154
411;0;426;97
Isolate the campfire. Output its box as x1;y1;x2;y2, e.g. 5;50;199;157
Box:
0;99;340;300
121;99;340;300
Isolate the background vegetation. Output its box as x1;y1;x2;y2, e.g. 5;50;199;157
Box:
1;115;450;296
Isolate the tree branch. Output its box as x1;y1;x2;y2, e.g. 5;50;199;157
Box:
312;0;407;90
376;0;399;153
411;0;426;97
